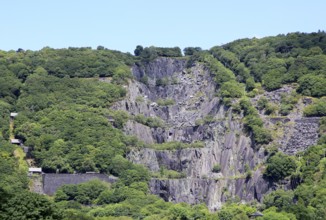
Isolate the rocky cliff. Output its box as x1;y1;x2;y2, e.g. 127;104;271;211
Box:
112;57;320;210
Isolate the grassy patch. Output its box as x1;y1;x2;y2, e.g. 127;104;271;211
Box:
151;167;186;179
14;147;28;172
150;141;205;150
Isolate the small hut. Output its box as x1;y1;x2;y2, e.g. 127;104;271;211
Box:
29;167;42;175
10;139;21;145
10;112;18;118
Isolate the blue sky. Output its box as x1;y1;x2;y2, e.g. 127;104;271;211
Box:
1;0;325;53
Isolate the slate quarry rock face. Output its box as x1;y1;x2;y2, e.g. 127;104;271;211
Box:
113;57;320;210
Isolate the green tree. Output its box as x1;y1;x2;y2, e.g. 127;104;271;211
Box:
264;153;297;182
183;47;202;56
134;45;143;56
0;191;62;220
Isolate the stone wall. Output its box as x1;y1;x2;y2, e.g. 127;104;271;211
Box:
42;173;117;195
281;117;320;154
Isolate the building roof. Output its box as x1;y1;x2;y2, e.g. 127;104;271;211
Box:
10;112;18;117
10;139;21;144
29;167;42;173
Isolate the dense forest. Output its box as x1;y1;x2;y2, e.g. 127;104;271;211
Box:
0;32;326;219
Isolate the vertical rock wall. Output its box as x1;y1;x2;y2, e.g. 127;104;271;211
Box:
113;57;320;210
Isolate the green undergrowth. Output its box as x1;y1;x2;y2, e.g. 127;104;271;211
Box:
156;98;175;106
133;114;165;128
151;167;186;179
149;141;205;151
304;97;326;117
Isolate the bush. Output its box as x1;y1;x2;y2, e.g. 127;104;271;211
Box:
220;81;245;98
244;115;264;130
157;98;175;106
280;104;292;116
154;167;186;179
212;164;221;173
156;77;169;86
257;97;268;110
279;92;300;116
240;98;273;146
265;103;278;115
304;98;326;117
134;114;165;128
140;75;149;85
252;126;273;145
240;98;257;116
246;170;253;179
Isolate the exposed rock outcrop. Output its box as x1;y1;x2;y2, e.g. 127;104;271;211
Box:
113;57;320;210
149;168;269;210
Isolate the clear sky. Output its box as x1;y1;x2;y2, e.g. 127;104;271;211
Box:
1;0;325;53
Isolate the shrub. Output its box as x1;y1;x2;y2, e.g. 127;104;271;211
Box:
156;77;169;86
154;167;186;179
304;98;326;117
279;92;300;116
252;126;273;145
232;102;242;114
220;81;245;98
157;98;175;106
280;104;292;116
244;115;264;130
257;97;268;110
265;103;278;115
240;98;257;116
203;115;215;124
134;114;147;125
135;96;144;103
241;98;273;146
140;75;149;85
212;164;221;173
245;164;253;179
146;117;165;128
